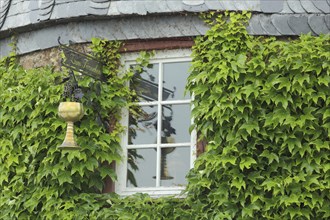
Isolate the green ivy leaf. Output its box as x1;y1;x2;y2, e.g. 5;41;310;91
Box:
57;171;72;185
239;122;259;136
239;157;257;170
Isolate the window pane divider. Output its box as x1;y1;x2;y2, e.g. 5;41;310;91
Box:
159;143;191;147
126;144;157;149
155;61;163;187
124;186;185;192
127;142;191;149
137;100;191;106
160;100;191;105
137;101;158;106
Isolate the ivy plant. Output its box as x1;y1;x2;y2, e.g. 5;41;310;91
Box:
0;39;153;219
0;11;329;220
186;11;330;220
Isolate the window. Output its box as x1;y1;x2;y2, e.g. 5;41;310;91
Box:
116;49;196;196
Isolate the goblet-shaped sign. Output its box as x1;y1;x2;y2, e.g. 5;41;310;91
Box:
160;147;175;180
58;102;84;150
159;136;175;180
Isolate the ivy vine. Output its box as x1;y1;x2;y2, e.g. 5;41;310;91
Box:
0;39;154;219
0;11;329;220
186;11;330;219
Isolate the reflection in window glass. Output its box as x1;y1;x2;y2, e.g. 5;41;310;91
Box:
119;51;194;195
163;62;190;101
128;105;157;145
161;104;191;143
160;147;190;187
127;148;156;188
131;64;159;102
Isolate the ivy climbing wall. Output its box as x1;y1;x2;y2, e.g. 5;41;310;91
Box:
0;12;329;219
186;12;330;219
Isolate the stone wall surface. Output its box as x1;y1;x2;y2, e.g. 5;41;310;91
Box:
19;48;61;70
18;43;91;70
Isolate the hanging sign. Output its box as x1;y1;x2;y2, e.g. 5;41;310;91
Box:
60;45;106;82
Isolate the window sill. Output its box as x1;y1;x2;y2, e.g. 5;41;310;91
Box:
117;186;187;198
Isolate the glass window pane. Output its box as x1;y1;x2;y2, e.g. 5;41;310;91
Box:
163;62;190;101
128;105;158;145
127;148;156;188
160;147;190;187
161;104;191;143
130;64;159;102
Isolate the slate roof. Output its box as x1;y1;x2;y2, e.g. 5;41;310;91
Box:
0;0;329;57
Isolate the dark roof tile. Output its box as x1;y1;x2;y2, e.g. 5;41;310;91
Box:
107;1;121;15
324;14;330;29
183;3;208;12
116;1;137;15
28;0;39;11
134;16;167;39
144;2;172;14
288;15;316;34
116;1;148;15
51;2;87;19
204;0;223;10
281;1;294;13
133;2;148;15
234;1;251;11
221;1;238;11
129;17;150;39
127;18;150;39
29;9;40;23
245;1;261;11
88;0;110;15
39;0;55;20
312;0;330;13
89;1;111;8
91;22;120;40
117;18;141;39
287;0;306;13
93;0;111;3
166;0;183;12
308;14;330;35
247;15;268;35
248;13;330;35
88;8;108;15
182;0;204;5
301;0;322;13
0;0;11;29
12;0;25;4
100;20;126;40
157;17;184;37
3;13;30;29
191;15;209;35
261;0;284;13
175;15;200;36
271;14;296;35
7;1;27;17
56;0;75;3
68;23;94;41
260;14;282;35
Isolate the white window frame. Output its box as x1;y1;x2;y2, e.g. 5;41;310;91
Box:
116;49;196;197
